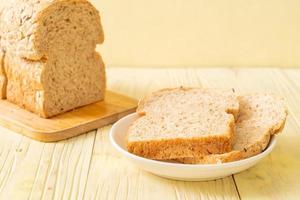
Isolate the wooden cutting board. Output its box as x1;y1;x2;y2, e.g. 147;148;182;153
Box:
0;91;137;142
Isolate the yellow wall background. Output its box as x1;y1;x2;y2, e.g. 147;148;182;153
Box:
91;0;300;68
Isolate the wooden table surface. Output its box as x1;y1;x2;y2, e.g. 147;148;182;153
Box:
0;67;299;199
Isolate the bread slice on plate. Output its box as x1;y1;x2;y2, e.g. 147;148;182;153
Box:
177;93;287;164
127;87;239;160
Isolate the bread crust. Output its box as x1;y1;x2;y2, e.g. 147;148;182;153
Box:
176;150;243;164
127;117;235;159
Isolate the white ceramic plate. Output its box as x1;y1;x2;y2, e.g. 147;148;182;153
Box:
109;113;277;181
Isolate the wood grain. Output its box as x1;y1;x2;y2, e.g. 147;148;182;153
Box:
0;91;137;142
0;67;299;199
0;132;96;199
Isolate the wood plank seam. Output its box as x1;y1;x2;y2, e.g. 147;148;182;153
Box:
0;135;24;194
28;143;46;199
52;142;67;199
40;143;57;199
275;69;300;127
232;175;241;200
81;131;97;199
265;70;300;131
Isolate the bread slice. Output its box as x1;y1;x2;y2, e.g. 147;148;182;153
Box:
177;93;287;164
0;0;106;118
127;87;239;160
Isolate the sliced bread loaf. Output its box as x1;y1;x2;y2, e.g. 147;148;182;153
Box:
0;0;106;118
177;93;287;164
127;87;239;160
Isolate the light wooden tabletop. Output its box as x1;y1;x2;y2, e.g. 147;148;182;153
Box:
0;67;299;199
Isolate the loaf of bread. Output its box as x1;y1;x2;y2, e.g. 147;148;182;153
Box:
0;0;105;118
177;93;287;164
127;87;239;160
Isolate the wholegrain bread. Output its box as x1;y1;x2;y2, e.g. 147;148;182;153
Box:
127;87;239;160
0;0;106;118
177;93;287;164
